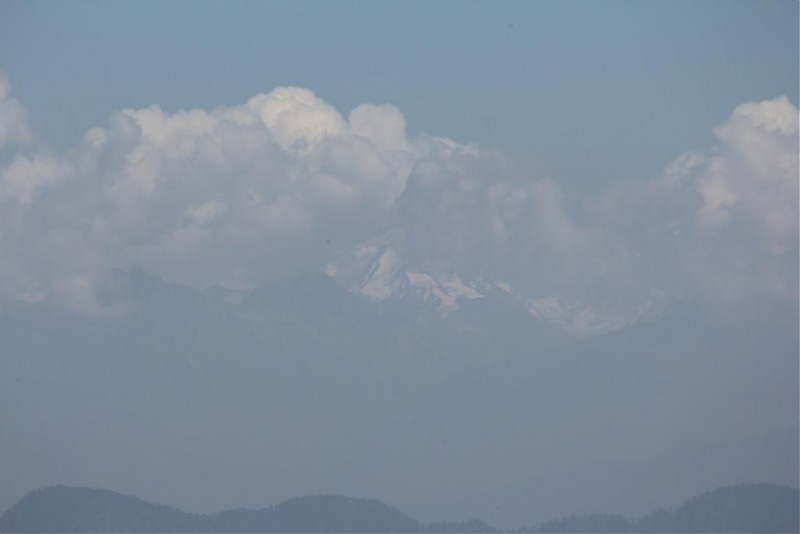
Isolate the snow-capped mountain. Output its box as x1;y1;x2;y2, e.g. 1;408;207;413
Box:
324;240;511;314
325;235;674;336
526;292;672;337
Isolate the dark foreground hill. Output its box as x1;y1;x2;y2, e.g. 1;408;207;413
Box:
632;483;800;533
0;487;431;533
523;483;799;533
0;483;796;533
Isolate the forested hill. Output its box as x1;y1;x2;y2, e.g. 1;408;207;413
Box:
524;483;799;533
0;487;432;533
0;483;797;533
632;483;800;534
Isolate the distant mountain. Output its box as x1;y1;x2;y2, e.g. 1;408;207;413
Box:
524;291;671;337
633;483;800;533
1;483;797;533
0;487;421;533
530;513;631;533
325;235;673;336
255;495;421;533
0;486;202;533
325;241;516;315
425;518;498;533
520;483;800;533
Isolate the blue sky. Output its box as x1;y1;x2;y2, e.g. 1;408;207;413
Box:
1;0;796;194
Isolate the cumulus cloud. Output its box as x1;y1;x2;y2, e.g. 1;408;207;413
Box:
396;151;632;297
0;71;31;147
0;81;439;311
0;69;795;316
591;95;799;303
394;95;797;314
0;154;71;204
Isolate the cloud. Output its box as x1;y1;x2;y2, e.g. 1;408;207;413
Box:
591;95;799;303
0;69;795;315
0;82;441;311
394;95;797;315
0;71;31;147
0;154;71;204
396;151;632;297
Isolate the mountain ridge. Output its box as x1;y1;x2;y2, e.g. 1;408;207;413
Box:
324;237;675;337
1;483;796;533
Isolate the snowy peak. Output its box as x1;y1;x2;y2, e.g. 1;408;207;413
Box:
360;246;408;300
325;244;411;302
326;236;672;335
325;242;505;313
526;296;629;337
526;291;672;337
406;271;484;311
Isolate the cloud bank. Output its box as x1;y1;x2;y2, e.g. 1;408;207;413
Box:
0;70;796;314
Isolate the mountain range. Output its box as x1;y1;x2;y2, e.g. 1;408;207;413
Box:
1;483;797;533
324;236;672;337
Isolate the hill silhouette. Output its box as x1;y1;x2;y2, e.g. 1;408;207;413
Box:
633;483;800;533
0;486;426;533
519;483;799;533
0;483;796;533
0;486;202;533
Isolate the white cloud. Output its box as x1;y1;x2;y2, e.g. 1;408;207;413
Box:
247;86;346;155
592;96;799;303
0;155;72;204
0;69;795;315
396;150;633;299
394;95;797;315
0;71;30;147
187;201;227;225
348;104;410;153
0;82;438;309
